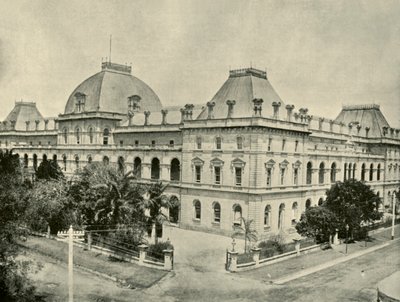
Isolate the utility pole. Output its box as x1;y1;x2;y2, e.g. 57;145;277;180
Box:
392;192;396;240
68;225;73;302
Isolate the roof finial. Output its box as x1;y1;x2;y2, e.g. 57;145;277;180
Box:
109;34;112;63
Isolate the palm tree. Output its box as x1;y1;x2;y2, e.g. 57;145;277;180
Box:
232;217;258;253
143;182;177;244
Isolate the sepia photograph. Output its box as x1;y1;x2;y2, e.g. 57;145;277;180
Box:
0;0;399;301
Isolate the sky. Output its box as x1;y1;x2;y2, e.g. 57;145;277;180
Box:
0;0;399;126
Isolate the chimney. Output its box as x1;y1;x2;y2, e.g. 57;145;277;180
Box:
329;120;334;132
161;109;168;125
44;119;49;130
299;108;308;122
318;117;324;130
382;126;388;136
35;120;40;131
396;129;399;138
365;126;370;137
252;98;263;116
10;120;16;130
348;123;353;135
272;101;281;119
207;101;215;119
339;122;345;134
356;124;361;135
144;111;151;126
180;108;185;123
390;128;395;137
26;121;30;131
128;111;134;126
3;121;8;130
285;104;295;121
226;100;236;118
184;104;194;120
293;112;300;122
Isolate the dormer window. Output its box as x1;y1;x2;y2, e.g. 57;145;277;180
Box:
128;95;141;112
75;92;86;113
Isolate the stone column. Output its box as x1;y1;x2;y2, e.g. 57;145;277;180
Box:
226;100;236;118
161;109;168;125
285;104;295;121
207;101;215;119
144;111;151;126
138;244;148;265
293;239;301;256
227;251;238;272
163;249;174;270
272;101;281;119
251;247;261;267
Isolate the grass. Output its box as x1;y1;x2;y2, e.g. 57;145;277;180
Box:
20;236;168;288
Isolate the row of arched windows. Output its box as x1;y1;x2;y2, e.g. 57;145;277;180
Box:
306;162;337;184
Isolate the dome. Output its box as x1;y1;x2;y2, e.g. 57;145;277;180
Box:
197;68;284;119
64;62;162;115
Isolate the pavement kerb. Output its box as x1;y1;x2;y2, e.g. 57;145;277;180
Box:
273;237;400;285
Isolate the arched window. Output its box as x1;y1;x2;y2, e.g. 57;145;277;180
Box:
215;137;222;150
344;163;347;181
278;203;285;229
352;163;356;179
348;163;352;180
194;200;201;220
33;154;38;171
170;158;180;181
103;156;109;165
117;156;125;174
233;205;242;226
264;205;271;227
306;162;312;184
292;202;298;225
319;162;325;184
88;127;94;144
62;154;67;171
236;137;243;149
361;163;366;181
369;163;374;181
213;202;221;223
103;128;109;145
169;196;179;223
62;128;68;144
151;158;160;180
330;162;337;183
74;155;79;170
23;154;28;168
53;154;57;162
134;157;142;178
318;198;323;206
87;155;92;164
75;127;81;144
305;199;312;209
377;164;381;181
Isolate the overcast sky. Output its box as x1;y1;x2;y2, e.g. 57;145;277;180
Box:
0;0;399;127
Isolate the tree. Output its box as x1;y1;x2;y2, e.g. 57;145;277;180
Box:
0;150;39;301
36;159;64;180
296;206;338;243
324;180;382;238
232;217;258;253
143;182;176;244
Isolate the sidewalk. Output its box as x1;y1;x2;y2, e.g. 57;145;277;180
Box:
238;224;400;284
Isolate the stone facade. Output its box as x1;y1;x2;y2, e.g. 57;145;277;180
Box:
1;62;399;238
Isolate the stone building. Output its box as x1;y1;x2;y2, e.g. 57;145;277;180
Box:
1;61;399;238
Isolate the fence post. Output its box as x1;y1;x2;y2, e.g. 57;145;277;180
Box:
251;247;261;267
138;244;148;265
47;225;51;239
87;232;92;251
227;251;238;272
333;229;340;245
163;249;174;270
293;239;301;256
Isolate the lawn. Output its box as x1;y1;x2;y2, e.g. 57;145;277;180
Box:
20;236;168;288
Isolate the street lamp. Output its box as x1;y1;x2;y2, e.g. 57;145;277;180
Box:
345;224;349;254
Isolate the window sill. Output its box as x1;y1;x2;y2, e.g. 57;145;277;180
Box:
234;186;242;190
212;222;221;227
213;184;221;188
192;218;201;223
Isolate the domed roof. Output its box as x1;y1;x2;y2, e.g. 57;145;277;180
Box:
197;68;284;119
64;62;162;115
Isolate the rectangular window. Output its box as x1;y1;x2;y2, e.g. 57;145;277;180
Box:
151;140;156;147
282;139;286;151
196;137;202;149
135;140;139;147
195;166;201;183
216;137;221;150
235;167;242;186
214;166;221;184
268;138;272;151
169;140;174;147
48;141;51;145
295;140;299;152
38;141;41;146
120;140;123;146
266;168;272;187
237;137;243;149
294;168;298;185
280;168;285;185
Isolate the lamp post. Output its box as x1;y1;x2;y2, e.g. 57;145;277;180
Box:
345;224;349;254
392;192;397;240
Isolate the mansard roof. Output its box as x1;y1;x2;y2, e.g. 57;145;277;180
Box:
334;104;390;137
3;101;44;130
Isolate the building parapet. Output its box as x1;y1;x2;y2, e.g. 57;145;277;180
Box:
229;67;267;79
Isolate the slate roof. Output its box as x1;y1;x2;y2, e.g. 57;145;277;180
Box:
197;68;284;119
64;62;162;115
334;104;391;137
4;102;44;131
